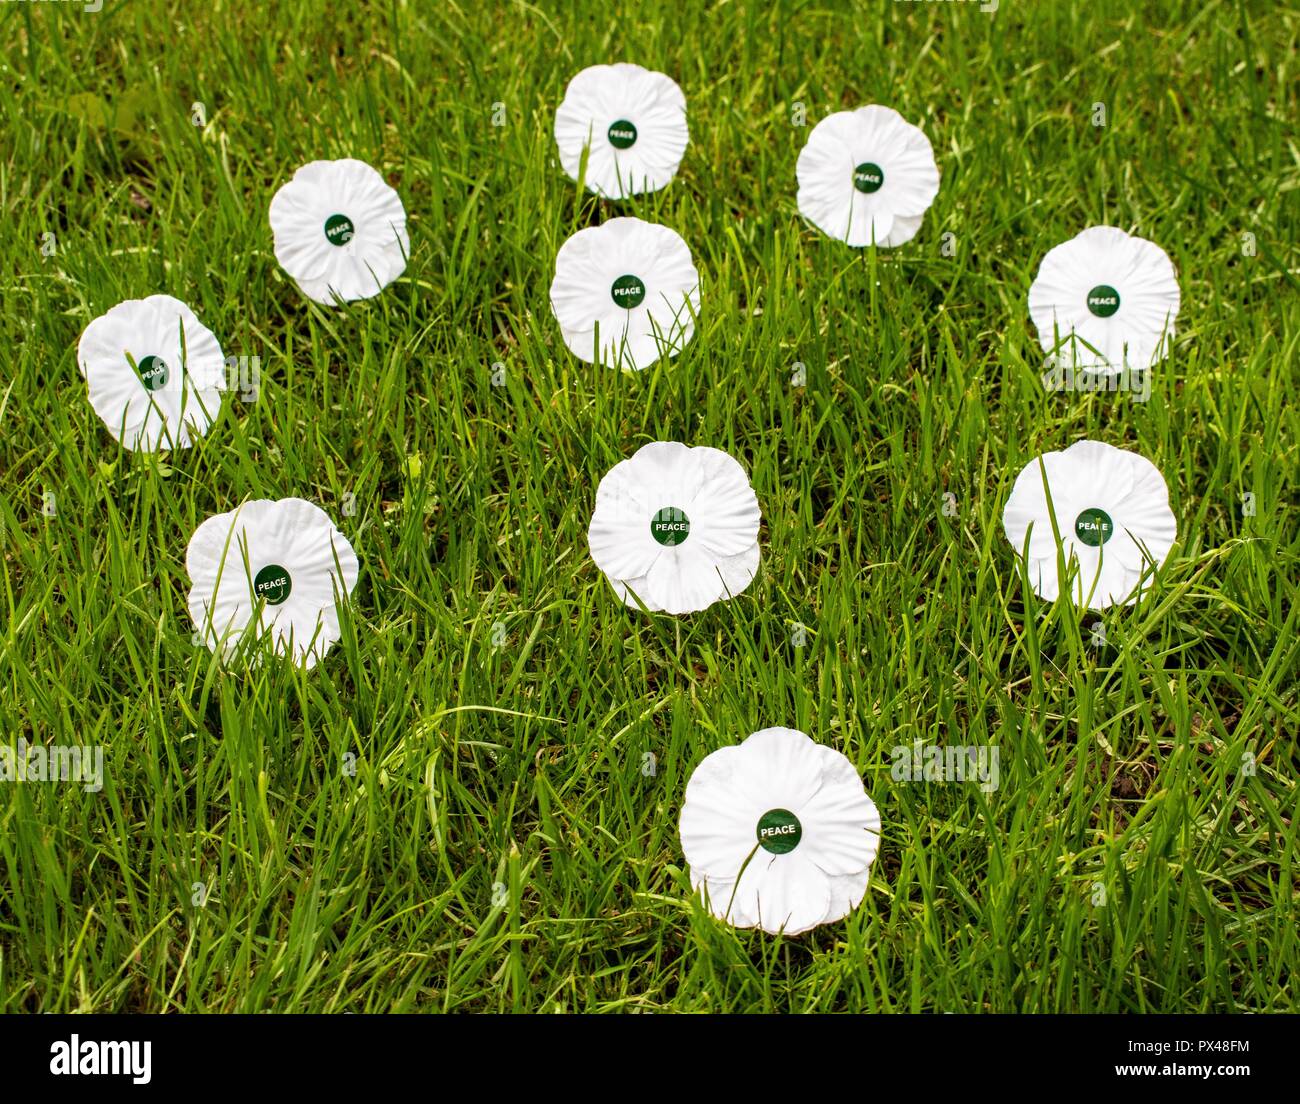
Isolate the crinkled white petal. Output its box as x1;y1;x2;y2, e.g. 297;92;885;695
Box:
679;745;770;877
186;497;360;668
693;864;872;934
1004;442;1128;562
822;868;874;927
692;852;832;935
588;441;760;615
1003;439;1177;610
680;728;881;935
878;212;925;248
1028;225;1179;372
554;63;688;199
612;542;759;615
1110;450;1179;571
550;217;699;371
796;105;939;248
588;441;701;582
681;727;830;877
269;158;409;305
76;295;226;452
797;743;882;877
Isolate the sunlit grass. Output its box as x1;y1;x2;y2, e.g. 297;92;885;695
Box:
0;0;1295;1012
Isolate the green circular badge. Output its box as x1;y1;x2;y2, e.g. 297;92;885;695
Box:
756;808;803;855
324;213;356;247
137;355;169;392
1086;284;1120;318
253;564;293;606
853;161;884;194
650;507;690;547
1074;507;1114;547
610;274;646;309
607;119;638;149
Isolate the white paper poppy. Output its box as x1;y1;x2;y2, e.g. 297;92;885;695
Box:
1003;439;1177;610
76;294;226;452
680;727;882;935
554;63;688;199
269;159;409;305
1028;226;1180;372
186;498;359;669
587;441;759;615
795;105;940;247
550;216;700;371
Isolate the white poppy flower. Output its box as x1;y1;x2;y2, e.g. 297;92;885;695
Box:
1028;226;1180;372
550;217;700;371
587;441;759;615
269;159;409;305
76;294;226;452
186;498;359;669
680;727;882;936
1003;439;1177;610
554;63;688;199
795;105;940;247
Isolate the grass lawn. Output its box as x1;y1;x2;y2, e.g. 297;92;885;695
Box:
0;0;1296;1013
